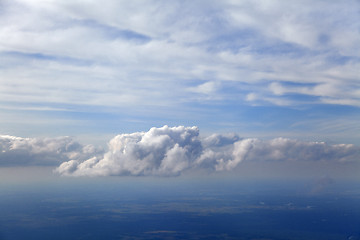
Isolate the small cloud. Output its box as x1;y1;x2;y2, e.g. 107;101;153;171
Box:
187;81;218;95
269;82;285;95
246;92;258;101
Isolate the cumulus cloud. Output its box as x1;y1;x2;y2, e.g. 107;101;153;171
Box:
215;137;360;171
55;126;360;177
1;126;358;176
55;126;202;176
0;135;103;166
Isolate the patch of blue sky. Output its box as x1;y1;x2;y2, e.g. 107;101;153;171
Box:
12;92;359;125
277;93;321;103
325;53;359;66
197;27;312;58
180;102;300;135
317;33;331;45
182;87;360;136
203;29;258;54
34;102;173;123
0;101;87;112
49;109;194;136
271;81;317;88
0;104;151;137
251;41;311;57
2;51;93;66
306;104;360;117
74;19;152;43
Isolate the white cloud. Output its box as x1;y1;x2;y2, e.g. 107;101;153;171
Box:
0;135;103;166
56;126;202;176
188;81;218;95
55;126;360;177
246;93;258;102
217;137;360;171
0;0;359;113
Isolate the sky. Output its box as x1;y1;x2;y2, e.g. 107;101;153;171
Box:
0;0;359;180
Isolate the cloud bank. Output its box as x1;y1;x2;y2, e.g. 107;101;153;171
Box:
55;126;360;177
0;135;103;166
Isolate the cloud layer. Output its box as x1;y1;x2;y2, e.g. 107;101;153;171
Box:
0;0;359;111
55;126;360;177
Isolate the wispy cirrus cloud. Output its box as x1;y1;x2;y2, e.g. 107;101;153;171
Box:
0;0;359;112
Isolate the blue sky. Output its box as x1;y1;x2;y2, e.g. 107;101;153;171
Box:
0;0;359;179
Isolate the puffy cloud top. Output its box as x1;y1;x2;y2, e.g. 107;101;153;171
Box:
55;126;360;177
56;126;202;176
